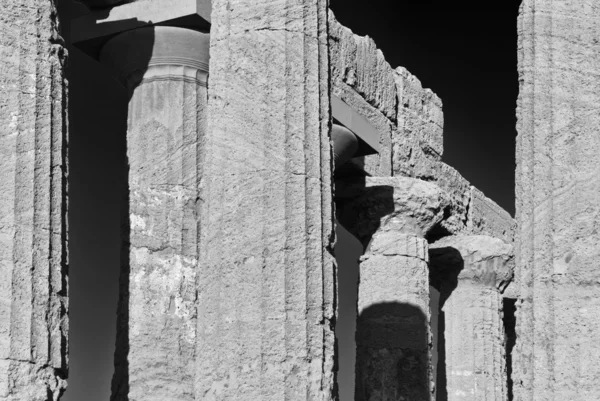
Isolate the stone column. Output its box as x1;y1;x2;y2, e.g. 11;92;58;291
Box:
196;1;335;400
515;1;600;399
429;235;513;401
338;176;448;401
99;26;209;401
0;0;68;399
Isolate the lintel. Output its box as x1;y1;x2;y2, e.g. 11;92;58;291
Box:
331;95;380;156
71;0;211;59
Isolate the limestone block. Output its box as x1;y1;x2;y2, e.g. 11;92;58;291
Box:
468;187;515;244
0;0;68;398
430;236;514;401
392;125;439;180
392;140;471;234
514;1;600;398
100;27;209;401
337;176;449;243
197;1;335;400
329;11;397;122
435;164;471;234
395;66;444;158
430;235;514;291
333;82;392;177
329;11;357;86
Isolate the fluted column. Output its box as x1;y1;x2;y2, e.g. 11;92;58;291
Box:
338;176;448;401
0;0;68;399
99;26;209;401
429;235;514;401
196;1;334;399
515;2;600;399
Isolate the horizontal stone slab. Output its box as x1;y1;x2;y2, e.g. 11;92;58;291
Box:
71;0;211;58
329;10;397;122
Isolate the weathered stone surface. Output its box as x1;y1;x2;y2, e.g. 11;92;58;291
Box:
329;11;397;122
435;164;471;234
430;235;514;401
356;235;432;401
468;187;515;244
337;176;449;243
333;82;392;177
395;67;443;158
514;1;600;399
196;1;335;400
338;177;447;400
100;26;209;401
391;143;515;239
0;0;68;398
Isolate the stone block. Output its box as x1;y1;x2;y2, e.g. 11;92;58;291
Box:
395;66;443;158
468;187;515;243
329;11;397;122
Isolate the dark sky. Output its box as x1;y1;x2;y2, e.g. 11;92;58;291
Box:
59;1;519;400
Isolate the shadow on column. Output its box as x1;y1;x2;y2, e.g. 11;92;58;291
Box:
429;246;464;401
355;302;430;401
98;27;156;401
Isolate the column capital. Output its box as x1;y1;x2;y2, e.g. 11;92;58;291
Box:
430;235;514;291
337;176;449;243
99;26;210;90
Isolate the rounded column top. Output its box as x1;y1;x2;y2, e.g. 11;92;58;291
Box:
429;235;514;290
99;26;210;89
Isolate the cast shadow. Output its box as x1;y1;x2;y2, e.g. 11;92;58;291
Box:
106;27;156;401
354;302;431;401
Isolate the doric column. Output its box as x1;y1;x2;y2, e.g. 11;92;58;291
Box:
515;1;600;399
338;176;448;401
195;1;335;400
430;235;513;401
99;26;209;401
0;0;68;399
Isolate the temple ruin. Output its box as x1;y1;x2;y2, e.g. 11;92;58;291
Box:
1;0;599;400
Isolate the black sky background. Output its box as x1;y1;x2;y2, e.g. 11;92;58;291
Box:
58;1;520;400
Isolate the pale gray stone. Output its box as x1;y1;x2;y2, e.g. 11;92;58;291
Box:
514;1;600;399
196;1;335;400
430;235;514;401
100;26;209;401
0;0;68;398
329;11;397;122
338;177;448;401
468;187;515;244
395;67;443;158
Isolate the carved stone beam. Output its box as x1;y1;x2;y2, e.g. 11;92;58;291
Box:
430;235;514;401
338;176;448;401
71;0;211;60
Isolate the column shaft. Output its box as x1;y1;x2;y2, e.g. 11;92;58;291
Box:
442;284;505;400
515;1;600;399
337;176;448;401
430;235;513;401
356;234;433;401
0;0;68;398
196;1;335;400
100;27;209;401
